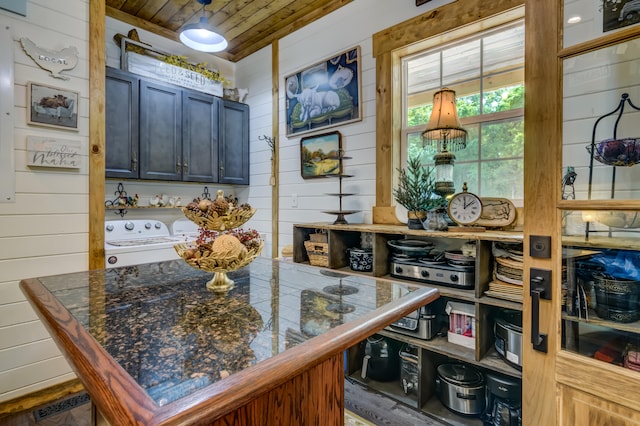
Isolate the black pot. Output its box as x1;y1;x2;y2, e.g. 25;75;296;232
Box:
360;334;401;382
594;274;640;323
349;248;373;272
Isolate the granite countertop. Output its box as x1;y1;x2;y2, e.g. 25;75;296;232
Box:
21;257;439;424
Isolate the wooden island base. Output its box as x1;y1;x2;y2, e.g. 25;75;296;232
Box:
93;353;343;425
21;259;438;425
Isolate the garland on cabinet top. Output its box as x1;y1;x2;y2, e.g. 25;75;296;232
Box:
114;29;229;86
162;54;228;85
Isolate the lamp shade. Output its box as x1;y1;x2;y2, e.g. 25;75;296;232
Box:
179;2;228;53
422;88;467;152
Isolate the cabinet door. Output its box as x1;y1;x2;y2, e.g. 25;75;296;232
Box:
182;90;219;183
139;79;182;181
219;99;249;185
105;67;139;179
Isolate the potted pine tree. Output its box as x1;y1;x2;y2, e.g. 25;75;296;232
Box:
393;154;446;229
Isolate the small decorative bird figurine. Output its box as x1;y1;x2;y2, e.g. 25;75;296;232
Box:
149;195;160;206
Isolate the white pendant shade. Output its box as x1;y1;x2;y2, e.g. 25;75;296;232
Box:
180;4;228;52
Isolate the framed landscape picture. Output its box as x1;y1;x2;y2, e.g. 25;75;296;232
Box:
285;46;361;137
300;131;342;179
27;82;79;131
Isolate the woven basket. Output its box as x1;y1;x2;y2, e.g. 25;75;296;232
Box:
309;232;328;243
304;241;329;267
174;241;264;273
182;207;256;231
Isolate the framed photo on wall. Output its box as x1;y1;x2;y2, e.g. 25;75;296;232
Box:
285;46;361;137
27;82;79;131
300;131;342;179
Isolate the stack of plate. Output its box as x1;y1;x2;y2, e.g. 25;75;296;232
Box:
485;242;523;302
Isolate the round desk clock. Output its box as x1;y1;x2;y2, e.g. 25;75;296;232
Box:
447;183;483;229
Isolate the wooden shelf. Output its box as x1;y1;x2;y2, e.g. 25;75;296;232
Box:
106;205;183;209
294;222;523;243
562;311;640;334
347;373;418;409
421;395;484;426
477;294;522;310
294;222;524;416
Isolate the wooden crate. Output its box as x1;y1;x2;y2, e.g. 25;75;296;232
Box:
304;241;329;267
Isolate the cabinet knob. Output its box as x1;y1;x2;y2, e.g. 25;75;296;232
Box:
183;162;188;173
176;162;181;173
132;156;137;172
219;161;224;175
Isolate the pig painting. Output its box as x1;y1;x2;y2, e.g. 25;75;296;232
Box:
289;86;341;122
39;94;68;109
285;46;361;136
28;82;78;129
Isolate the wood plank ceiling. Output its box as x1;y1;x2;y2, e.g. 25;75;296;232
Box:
106;0;353;62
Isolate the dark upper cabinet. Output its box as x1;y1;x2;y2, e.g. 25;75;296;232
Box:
219;99;250;185
105;67;249;185
139;79;182;181
182;90;220;183
105;68;139;179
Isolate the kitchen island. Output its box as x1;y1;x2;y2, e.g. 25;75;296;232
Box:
20;258;439;425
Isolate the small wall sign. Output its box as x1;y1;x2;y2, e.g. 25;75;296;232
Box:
20;37;79;80
27;136;81;169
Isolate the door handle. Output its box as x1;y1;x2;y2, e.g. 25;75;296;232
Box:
530;268;551;353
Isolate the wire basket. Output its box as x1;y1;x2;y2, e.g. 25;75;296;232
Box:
174;241;264;273
586;138;640;167
182;207;256;231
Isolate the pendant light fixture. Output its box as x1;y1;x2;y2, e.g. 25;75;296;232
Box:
422;88;467;197
179;0;228;53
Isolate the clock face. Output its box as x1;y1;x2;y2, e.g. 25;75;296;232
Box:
448;192;483;225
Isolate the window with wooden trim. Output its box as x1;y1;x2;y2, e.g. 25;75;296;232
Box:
402;20;525;202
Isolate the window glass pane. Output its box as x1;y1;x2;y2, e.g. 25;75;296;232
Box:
401;19;524;204
562;39;640;201
455;124;479;162
562;217;640;372
456;91;481;119
483;25;525;75
407;52;441;96
481;159;524;198
442;40;481;86
453;162;478;195
407;132;431;163
482;81;524;114
407;104;433;127
481;119;524;160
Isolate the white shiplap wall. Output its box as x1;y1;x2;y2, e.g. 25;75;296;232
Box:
0;0;457;402
234;45;274;257
0;0;90;401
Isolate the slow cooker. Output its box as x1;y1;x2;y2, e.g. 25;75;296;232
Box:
494;312;523;370
435;363;485;416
